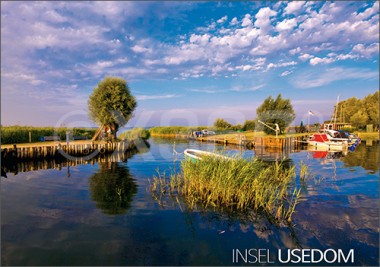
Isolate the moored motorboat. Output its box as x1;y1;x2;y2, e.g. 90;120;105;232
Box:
307;133;349;150
184;149;230;162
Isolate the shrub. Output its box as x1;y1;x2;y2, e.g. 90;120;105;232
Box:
242;120;256;131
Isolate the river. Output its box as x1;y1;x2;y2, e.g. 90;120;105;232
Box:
1;138;379;265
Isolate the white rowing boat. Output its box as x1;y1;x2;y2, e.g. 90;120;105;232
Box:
184;149;230;162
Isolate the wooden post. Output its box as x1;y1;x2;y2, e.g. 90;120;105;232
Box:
29;132;32;143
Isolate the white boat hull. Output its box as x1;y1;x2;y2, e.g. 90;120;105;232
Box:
184;149;230;161
307;141;347;151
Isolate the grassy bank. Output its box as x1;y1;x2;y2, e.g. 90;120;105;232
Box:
1;126;96;144
355;132;379;141
150;154;305;223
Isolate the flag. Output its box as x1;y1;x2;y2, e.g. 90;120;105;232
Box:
308;110;314;116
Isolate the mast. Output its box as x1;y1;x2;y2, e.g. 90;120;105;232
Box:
333;95;340;128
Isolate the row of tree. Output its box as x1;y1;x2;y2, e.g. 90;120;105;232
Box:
333;91;379;130
213;118;256;132
88;77;294;138
87;76;377;138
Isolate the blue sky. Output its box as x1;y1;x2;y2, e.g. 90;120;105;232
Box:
1;1;379;129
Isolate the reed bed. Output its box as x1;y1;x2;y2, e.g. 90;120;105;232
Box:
119;127;150;140
149;126;209;135
150;154;304;223
0;126;96;144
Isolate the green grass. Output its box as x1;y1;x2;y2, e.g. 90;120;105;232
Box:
150;154;305;223
119;127;150;140
354;131;379;141
0;126;96;144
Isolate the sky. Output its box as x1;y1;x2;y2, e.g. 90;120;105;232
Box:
1;1;379;129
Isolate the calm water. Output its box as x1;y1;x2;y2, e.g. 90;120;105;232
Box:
1;138;379;266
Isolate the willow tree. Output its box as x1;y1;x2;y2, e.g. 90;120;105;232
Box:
88;77;137;139
256;94;295;135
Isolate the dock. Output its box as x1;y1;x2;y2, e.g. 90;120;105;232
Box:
1;140;135;160
197;134;310;149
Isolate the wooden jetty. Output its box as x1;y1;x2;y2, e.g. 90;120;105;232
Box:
1;140;135;160
197;134;310;150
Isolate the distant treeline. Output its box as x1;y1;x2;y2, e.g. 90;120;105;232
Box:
334;91;379;130
1;126;96;144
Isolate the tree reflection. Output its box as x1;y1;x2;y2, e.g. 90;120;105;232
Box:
89;162;137;215
341;143;379;173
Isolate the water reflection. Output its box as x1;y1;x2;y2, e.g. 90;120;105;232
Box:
1;147;142;178
341;142;379;173
89;162;137;215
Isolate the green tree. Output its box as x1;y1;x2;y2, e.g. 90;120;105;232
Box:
88;77;137;139
363;91;379;128
256;94;295;135
242;120;256;131
213;118;231;130
334;91;379;130
351;109;368;129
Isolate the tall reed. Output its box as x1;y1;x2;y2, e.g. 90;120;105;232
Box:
150;154;305;223
149;126;209;135
0;126;96;144
119;127;150;140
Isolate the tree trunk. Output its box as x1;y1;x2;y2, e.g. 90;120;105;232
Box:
109;123;118;140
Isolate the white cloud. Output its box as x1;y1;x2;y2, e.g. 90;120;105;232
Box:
281;70;293;77
136;94;181;100
230;17;239;25
284;1;305;15
276;18;297;31
131;45;152;54
298;53;314;61
292;67;378;88
217;15;228;24
267;61;297;70
309;57;335;66
289;47;301;55
231;84;265;92
189;89;216;94
241;14;252;27
254;7;277;31
353;1;378;21
352;43;379;58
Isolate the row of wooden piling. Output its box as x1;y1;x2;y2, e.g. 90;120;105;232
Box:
1;140;135;160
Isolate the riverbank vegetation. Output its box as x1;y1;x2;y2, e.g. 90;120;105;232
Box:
119;127;150;140
150;154;305;223
149;126;208;136
0;126;96;144
334;91;379;130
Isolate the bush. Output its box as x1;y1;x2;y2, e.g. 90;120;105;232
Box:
213;118;231;130
242;120;255;131
230;124;243;131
